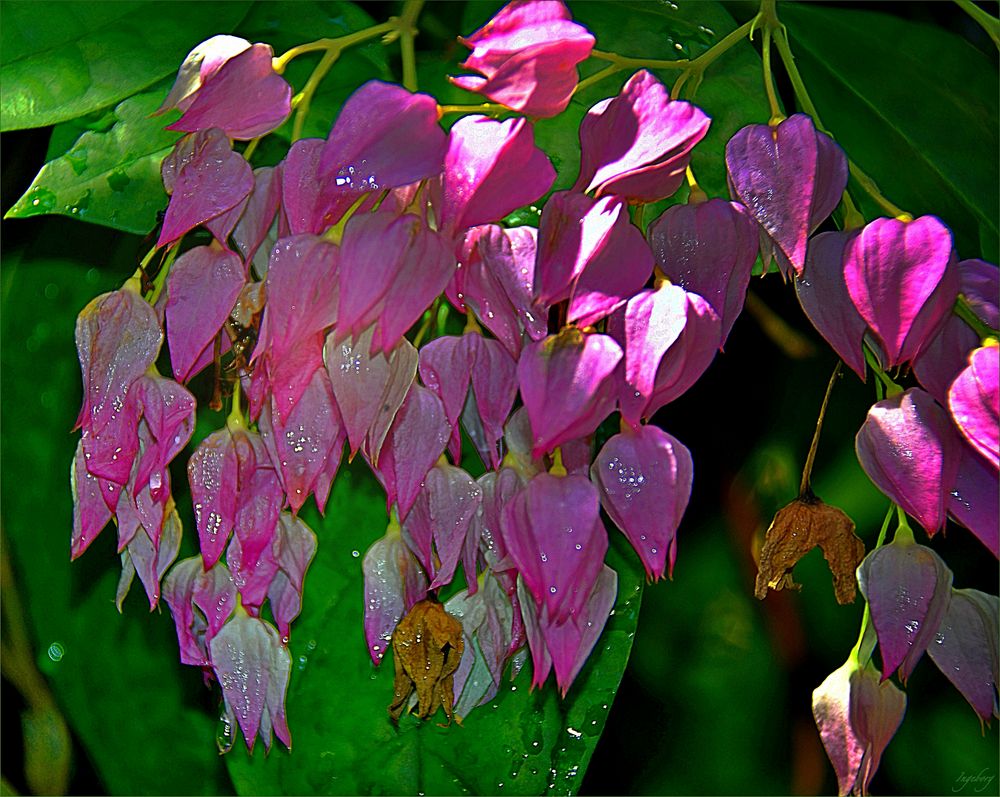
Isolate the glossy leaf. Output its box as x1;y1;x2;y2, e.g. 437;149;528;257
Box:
0;1;250;130
5;87;180;233
225;463;643;795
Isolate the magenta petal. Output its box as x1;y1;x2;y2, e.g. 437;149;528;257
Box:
281;138;346;235
948;441;999;558
425;464;483;589
644;291;721;417
259;368;344;512
336;211;416;337
371;225;454;353
158;35;252;114
795;230;869;380
542;564;617;696
125;509;181;610
500;472;608;623
516;575;553;690
362;526;428;664
158;134;253;248
131;374;196;501
451;0;593;117
233;166;283;266
324;327;417;459
518;329;622;457
419;335;474;460
577;70;711;203
566;198;654;327
378;384;450;518
268;513;318;638
439;115;556;236
165;245;245;382
856;388;962;534
255;234;338;421
162;557;212;666
591;425;693;580
948;345;1000;468
615;286;687;426
189;428;239;568
726;114;843;275
468;335;518;469
318;81;446;195
71;440;112;560
210;612;291;751
168;43;291;140
844;216;959;368
650;199;759;348
927;588;999;724
857;532;953;682
190;560;237;643
535;192;618;305
75;289;162;484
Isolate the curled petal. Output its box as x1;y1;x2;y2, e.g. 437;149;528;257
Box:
948;345;1000;469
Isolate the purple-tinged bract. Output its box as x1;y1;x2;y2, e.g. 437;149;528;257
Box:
948;344;1000;469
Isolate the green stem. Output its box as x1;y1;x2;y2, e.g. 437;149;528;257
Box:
398;0;424;91
226;377;245;430
769;17;904;222
851;502;895;665
573;63;622;96
954;0;1000;49
758;0;783;119
438;103;507;116
863;344;901;400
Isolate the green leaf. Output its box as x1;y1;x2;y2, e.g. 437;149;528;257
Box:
0;1;251;131
225;466;643;796
780;3;1000;261
0;218;233;794
532;0;768;205
5;87;180;234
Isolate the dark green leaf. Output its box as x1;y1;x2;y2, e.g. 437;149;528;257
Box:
1;1;251;131
5;87;180;233
0;218;233;794
780;3;1000;261
225;467;643;796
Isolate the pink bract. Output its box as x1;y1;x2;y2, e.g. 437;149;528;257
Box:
948;345;1000;469
576;70;710;203
451;0;594;117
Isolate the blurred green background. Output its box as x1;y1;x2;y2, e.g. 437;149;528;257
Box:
2;1;997;794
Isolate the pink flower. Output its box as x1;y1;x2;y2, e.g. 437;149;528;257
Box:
451;0;594;117
576;70;710;204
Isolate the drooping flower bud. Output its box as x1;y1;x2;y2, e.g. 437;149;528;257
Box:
591;424;693;581
857;526;953;683
948;344;999;469
812;655;906;796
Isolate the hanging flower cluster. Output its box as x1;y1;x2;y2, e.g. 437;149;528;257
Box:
68;0;997;777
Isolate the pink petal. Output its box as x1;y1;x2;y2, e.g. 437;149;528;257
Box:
168;43;291;140
844;216;959;368
268;513;318;638
857;533;953;682
591;425;693;580
165;245;245;382
438;115;556;237
130;374;196;501
362;527;428;665
948;345;1000;468
189;428;239;568
856;388;962;535
948;441;999;558
518;329;622;457
577;70;710;203
500;472;607;624
162;557;212;666
71;440;112;560
233;166;283;266
649;199;759;347
157;35;252;114
158;133;253;248
795;230;869;380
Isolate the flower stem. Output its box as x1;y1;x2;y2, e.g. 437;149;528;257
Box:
226;377;245;431
398;0;424;92
862;343;901;399
851;502;895;665
758;0;784;120
799;361;842;497
573;63;622;96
